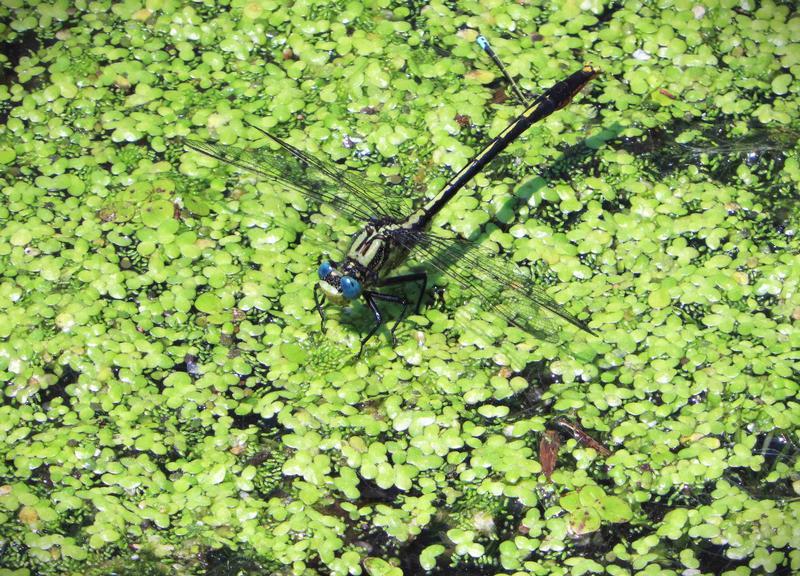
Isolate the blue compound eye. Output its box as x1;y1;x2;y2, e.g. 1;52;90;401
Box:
318;261;333;280
340;276;362;300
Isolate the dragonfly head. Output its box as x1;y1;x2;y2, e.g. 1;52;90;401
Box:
318;261;362;304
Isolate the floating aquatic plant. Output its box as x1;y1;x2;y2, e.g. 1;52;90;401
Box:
0;1;798;575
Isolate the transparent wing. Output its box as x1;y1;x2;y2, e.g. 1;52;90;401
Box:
182;123;411;222
392;228;595;341
675;124;798;156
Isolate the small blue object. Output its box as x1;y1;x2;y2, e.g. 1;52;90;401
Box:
318;261;332;280
340;276;362;300
476;35;490;51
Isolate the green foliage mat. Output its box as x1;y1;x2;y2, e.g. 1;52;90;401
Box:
0;1;798;575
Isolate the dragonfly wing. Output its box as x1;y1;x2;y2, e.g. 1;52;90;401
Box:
244;122;413;220
392;229;595;341
182;127;410;222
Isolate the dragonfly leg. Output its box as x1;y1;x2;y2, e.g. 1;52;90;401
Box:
359;291;408;356
379;272;427;314
313;283;327;332
430;285;447;311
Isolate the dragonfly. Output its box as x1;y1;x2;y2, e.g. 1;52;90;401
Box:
184;37;599;356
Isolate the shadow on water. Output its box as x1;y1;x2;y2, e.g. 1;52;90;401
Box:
500;116;798;238
724;431;800;500
203;548;281;576
496;115;795;234
0;29;41;123
0;29;41;82
614;118;800;234
493;122;627;231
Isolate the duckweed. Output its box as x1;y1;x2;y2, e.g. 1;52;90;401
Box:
1;0;799;575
